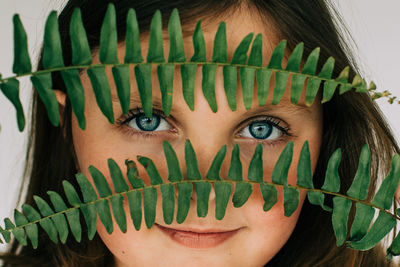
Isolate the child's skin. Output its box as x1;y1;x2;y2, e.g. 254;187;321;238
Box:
55;7;323;267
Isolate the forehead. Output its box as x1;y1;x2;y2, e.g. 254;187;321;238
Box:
136;7;282;63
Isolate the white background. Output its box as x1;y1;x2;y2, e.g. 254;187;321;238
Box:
0;0;399;258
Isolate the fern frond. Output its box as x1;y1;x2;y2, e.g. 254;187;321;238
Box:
1;139;399;262
1;4;398;132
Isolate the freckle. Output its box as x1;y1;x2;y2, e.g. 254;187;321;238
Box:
122;250;125;254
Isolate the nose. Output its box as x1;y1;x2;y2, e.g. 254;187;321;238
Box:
180;137;232;203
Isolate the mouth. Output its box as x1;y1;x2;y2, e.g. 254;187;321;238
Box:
155;223;243;249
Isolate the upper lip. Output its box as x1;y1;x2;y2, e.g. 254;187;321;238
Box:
155;223;242;234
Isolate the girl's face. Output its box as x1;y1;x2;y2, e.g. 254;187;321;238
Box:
57;9;323;267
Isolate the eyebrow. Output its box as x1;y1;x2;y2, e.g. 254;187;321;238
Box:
111;92;179;115
111;90;313;117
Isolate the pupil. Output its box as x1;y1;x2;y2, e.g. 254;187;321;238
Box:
249;121;272;139
136;114;160;131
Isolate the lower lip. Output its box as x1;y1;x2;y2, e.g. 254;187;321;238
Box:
156;224;241;249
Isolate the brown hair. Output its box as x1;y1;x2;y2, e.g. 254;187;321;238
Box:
1;0;399;266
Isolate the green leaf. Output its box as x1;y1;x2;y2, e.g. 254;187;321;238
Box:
33;196;54;218
185;139;202;180
160;184;175;224
70;8;92;65
35;194;69;244
80;204;97;240
143;187;157;228
147;10;164;63
223;65;237;111
257;68;272;107
260;183;278;211
110;194;127;233
296;141;313;188
125;9;143;63
157;64;175;116
89;165;112;197
3;219;13;243
202;64;218;112
95;199;113;234
307;191;332;212
318;57;335;79
99;3;118;64
272;141;294;185
387;230;400;259
247;34;263;66
336;66;352;94
48;214;68;244
285;42;304;72
1;219;11;243
248;144;263;183
348;202;375;242
33;196;59;244
232;182;252;208
31;73;60;127
177;183;193;224
231;32;254;64
321;148;341;193
134;63;153;118
190;20;206;62
42;11;64;68
60;69;86;129
13;210;28;246
12;14;31;74
321;80;338;103
75;173;97;240
267;40;286;69
5;217;26;246
0;78;25;131
301;47;320;76
290;74;306;105
137;156;164;185
126;190;142;230
62;180;82;206
206;145;227;181
112;65;131;115
212;22;227;63
240;67;256;110
346;144;371;201
87;66;115;123
371;154;400;209
126;160;146;189
272;71;290;105
195;182;211;217
227;143;243;181
65;209;81;243
283;185;299;217
163;140;183;182
331;196;351;246
181;63;197;111
305;77;322;106
21;204;40;248
108;158;129;192
215;182;232;220
168;8;186;62
348;211;396;250
335;66;350;83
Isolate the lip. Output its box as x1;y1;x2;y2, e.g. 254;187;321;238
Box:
155;223;242;249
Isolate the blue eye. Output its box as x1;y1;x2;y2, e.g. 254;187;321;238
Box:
238;119;288;141
123;108;171;133
117;108;291;142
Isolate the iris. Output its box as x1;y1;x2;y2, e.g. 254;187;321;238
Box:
248;121;273;139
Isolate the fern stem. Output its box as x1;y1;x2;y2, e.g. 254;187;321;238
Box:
0;61;370;94
1;178;398;238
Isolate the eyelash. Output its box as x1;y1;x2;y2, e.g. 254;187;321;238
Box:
115;107;294;143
